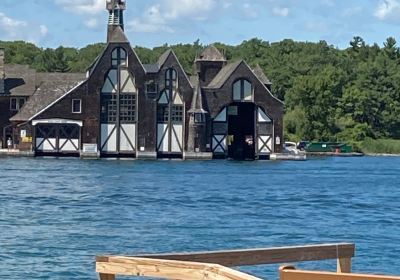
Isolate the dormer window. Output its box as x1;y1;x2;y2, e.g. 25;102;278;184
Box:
112;47;127;67
233;79;252;102
10;97;26;111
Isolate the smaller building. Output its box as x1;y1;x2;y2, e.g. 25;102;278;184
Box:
6;0;284;160
0;49;85;149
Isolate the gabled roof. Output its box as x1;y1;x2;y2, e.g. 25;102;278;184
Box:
253;64;272;85
4;65;37;96
143;64;159;73
188;74;207;114
206;60;242;89
196;45;226;61
157;49;173;68
141;49;180;74
156;49;193;87
10;73;86;122
206;60;283;104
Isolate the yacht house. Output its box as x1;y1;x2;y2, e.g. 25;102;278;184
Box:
5;0;284;160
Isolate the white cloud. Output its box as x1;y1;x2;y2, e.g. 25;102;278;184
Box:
272;7;289;17
374;0;400;21
129;0;220;33
242;3;259;19
55;0;105;15
85;18;99;29
0;12;48;43
0;12;27;37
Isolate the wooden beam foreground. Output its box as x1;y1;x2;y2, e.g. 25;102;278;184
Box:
131;243;355;267
280;266;400;280
96;257;263;280
96;243;356;279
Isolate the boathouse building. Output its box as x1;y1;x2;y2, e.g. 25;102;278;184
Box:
2;0;284;160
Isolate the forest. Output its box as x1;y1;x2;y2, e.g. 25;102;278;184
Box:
1;37;400;153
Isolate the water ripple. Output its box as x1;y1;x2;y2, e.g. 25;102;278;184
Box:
0;157;400;279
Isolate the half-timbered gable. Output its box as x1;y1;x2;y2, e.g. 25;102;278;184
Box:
153;50;193;157
204;60;284;159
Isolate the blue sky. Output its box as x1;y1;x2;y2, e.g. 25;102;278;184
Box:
1;0;400;49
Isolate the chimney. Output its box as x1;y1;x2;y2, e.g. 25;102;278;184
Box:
0;48;4;94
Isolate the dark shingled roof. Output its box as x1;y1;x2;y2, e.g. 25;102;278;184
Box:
157;49;173;67
10;73;86;122
108;26;129;43
143;64;159;73
206;60;242;89
156;49;193;87
5;65;37;96
196;45;226;61
253;64;272;85
188;74;207;114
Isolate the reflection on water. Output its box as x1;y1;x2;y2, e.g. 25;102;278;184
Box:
0;157;400;279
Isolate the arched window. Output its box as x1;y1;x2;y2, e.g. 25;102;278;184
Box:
111;47;127;67
233;79;252;101
165;68;177;88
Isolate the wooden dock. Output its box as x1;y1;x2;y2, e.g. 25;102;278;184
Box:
96;243;355;279
96;243;400;280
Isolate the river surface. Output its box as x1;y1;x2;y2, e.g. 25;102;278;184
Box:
0;156;400;279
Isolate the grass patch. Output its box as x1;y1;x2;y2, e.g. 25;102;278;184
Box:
361;138;400;154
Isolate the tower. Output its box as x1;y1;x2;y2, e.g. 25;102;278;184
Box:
194;45;227;87
106;0;126;42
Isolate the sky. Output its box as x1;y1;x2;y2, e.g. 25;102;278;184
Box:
1;0;400;49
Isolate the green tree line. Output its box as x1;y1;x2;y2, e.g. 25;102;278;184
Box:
1;37;400;150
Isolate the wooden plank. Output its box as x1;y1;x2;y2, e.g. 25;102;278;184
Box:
98;273;115;280
125;243;355;267
96;257;263;280
337;257;352;273
280;268;400;280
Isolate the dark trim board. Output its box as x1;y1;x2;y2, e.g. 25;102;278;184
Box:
258;154;270;160
35;151;80;158
157;152;183;159
100;152;137;159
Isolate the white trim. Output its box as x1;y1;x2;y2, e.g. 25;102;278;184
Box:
29;80;86;121
72;99;82;114
32;119;83;127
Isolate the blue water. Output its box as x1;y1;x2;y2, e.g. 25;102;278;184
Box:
0;156;400;280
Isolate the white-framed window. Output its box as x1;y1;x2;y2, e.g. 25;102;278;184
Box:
72;99;82;114
232;79;253;102
10;97;26;111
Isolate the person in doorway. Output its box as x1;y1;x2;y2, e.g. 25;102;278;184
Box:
7;137;12;150
245;135;253;146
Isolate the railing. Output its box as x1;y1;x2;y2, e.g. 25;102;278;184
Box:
96;243;355;280
96;257;262;280
279;266;400;280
